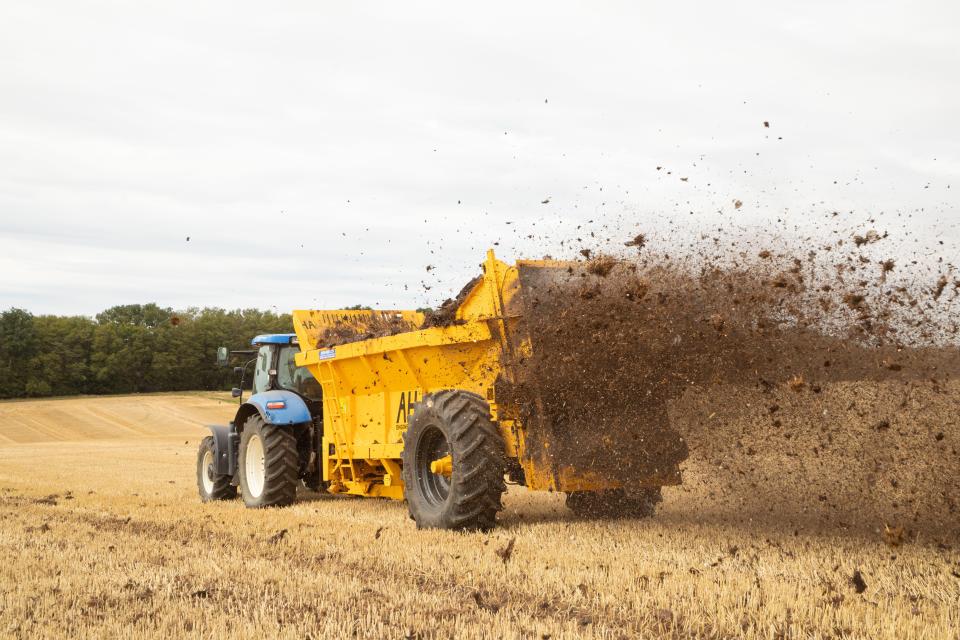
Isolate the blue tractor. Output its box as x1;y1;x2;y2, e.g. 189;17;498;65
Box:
197;334;323;507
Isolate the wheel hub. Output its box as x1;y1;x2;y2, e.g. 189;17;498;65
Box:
245;434;266;498
416;426;451;506
201;450;215;494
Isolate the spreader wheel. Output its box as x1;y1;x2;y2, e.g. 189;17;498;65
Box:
402;390;506;530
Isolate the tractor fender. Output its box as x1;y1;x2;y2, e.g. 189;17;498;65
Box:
205;423;239;476
241;390;313;427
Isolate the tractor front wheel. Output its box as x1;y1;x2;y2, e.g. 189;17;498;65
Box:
402;390;506;530
196;436;237;502
238;416;298;508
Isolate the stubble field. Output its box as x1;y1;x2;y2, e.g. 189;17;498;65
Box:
1;391;958;639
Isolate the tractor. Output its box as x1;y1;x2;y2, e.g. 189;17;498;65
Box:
196;334;323;506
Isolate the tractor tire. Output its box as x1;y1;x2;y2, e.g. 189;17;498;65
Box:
402;390;506;530
238;415;298;508
565;488;662;519
196;436;237;502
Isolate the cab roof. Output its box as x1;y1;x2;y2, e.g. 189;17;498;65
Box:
251;333;297;346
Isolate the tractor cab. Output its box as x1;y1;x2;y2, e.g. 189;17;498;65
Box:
248;334;322;400
217;334;321;402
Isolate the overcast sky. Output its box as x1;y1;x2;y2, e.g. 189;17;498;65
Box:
1;1;957;316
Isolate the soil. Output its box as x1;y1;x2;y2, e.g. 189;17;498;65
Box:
420;276;481;329
317;276;481;347
501;236;959;532
319;312;413;348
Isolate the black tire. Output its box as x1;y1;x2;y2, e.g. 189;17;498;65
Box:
196;436;237;501
402;390;506;530
566;488;662;519
238;415;298;508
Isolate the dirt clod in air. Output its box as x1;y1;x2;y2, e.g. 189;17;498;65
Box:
853;230;885;247
420;276;481;329
850;570;867;594
933;275;949;301
496;537;516;564
585;254;617;277
624;234;647;249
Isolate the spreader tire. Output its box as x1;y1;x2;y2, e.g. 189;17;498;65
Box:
566;488;662;519
197;436;237;502
402;390;506;530
238;415;298;508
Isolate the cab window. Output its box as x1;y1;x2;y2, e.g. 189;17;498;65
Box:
253;345;272;394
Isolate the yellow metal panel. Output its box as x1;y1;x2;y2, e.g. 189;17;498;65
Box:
294;249;685;500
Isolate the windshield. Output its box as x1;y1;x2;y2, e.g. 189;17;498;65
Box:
277;345;322;401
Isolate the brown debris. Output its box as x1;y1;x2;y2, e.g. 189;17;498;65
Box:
585;255;617;277
624;234;646;249
853;230;885;247
882;524;906;547
850;570;867;594
495;537;516;564
500;235;959;534
843;293;866;310
420;276;481;329
933;275;949;301
471;591;500;613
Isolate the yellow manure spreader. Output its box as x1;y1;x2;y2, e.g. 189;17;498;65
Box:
199;250;687;530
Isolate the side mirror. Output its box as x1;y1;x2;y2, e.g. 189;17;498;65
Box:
216;346;229;367
233;366;244;376
231;387;242;398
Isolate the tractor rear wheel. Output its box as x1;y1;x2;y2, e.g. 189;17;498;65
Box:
402;390;506;530
238;415;298;508
565;488;661;519
196;436;237;501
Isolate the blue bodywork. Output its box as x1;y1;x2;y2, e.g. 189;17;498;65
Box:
251;333;297;346
244;389;312;425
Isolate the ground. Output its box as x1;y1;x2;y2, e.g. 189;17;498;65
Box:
0;393;958;639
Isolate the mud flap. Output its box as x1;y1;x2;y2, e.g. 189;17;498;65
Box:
207;423;240;477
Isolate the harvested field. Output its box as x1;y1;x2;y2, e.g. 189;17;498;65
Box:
2;393;959;639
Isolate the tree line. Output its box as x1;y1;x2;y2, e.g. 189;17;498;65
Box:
0;305;292;399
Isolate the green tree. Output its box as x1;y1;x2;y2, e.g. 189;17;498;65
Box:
0;304;296;399
27;315;96;396
0;308;37;398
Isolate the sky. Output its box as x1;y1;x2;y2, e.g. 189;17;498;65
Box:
1;1;958;316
